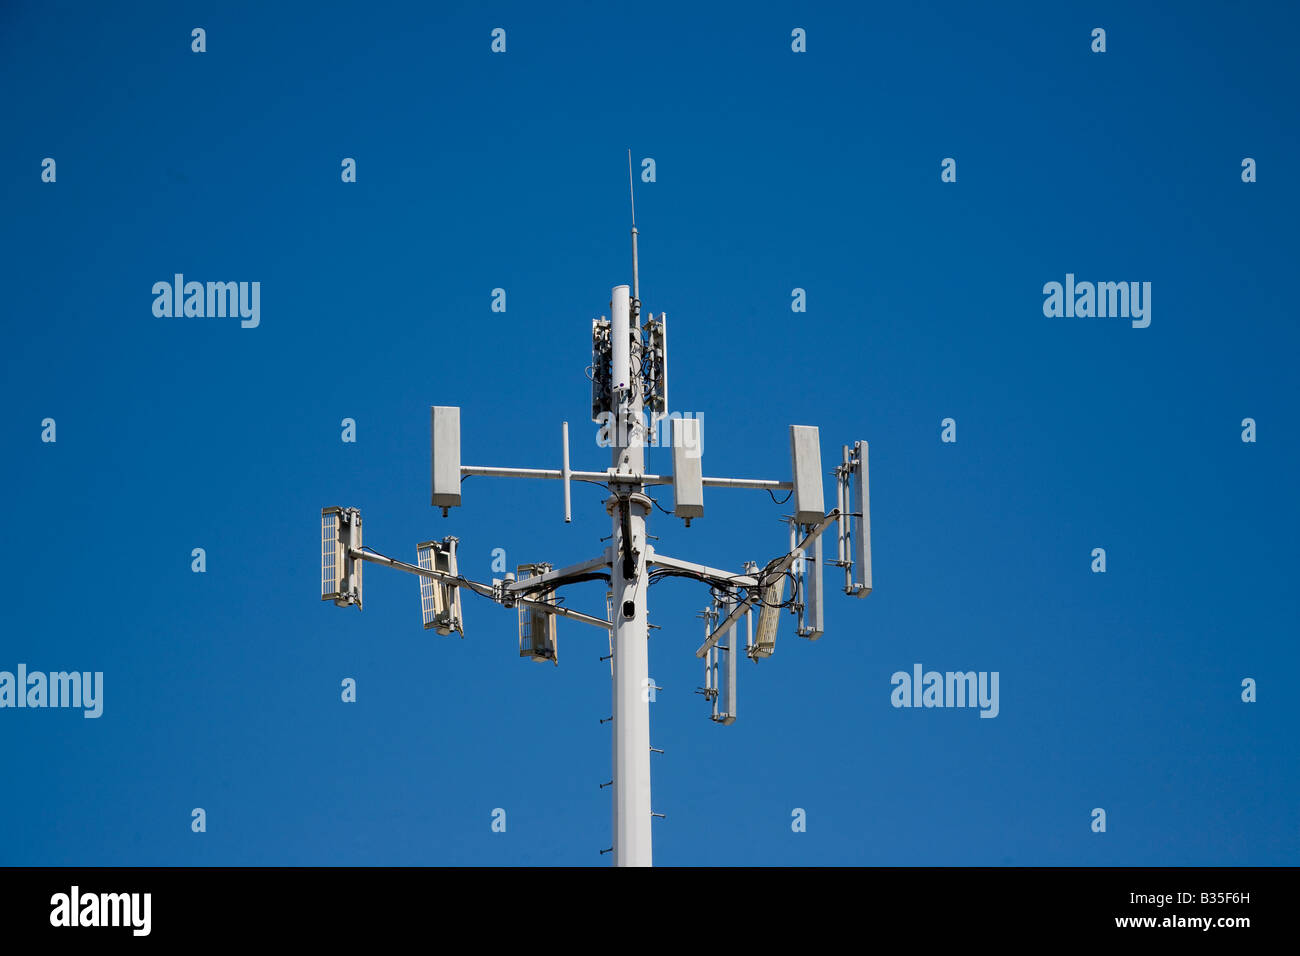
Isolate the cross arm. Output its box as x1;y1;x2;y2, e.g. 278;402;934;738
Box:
461;464;791;491
646;547;758;590
507;552;612;595
350;546;611;631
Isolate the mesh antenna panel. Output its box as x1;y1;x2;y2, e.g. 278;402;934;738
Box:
751;572;786;659
516;563;558;664
417;537;463;635
320;507;362;608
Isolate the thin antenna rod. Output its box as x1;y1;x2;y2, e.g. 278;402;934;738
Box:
627;149;636;228
628;149;639;303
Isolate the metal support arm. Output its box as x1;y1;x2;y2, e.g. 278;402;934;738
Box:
506;552;612;594
462;464;791;491
646;547;759;590
694;510;840;658
351;547;612;630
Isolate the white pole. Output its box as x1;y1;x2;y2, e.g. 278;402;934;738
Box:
608;283;653;866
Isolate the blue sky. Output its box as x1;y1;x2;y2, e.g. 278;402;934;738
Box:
1;0;1296;865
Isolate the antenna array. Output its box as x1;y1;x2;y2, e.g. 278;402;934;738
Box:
319;165;873;866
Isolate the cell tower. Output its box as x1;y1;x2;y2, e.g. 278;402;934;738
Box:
320;158;873;866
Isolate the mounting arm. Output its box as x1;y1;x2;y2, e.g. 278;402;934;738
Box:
694;509;840;658
350;546;612;631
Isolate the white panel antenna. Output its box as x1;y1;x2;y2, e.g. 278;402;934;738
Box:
836;442;873;597
431;406;461;514
853;441;872;597
793;524;825;640
671;417;704;524
611;286;631;395
789;425;824;524
715;592;737;724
